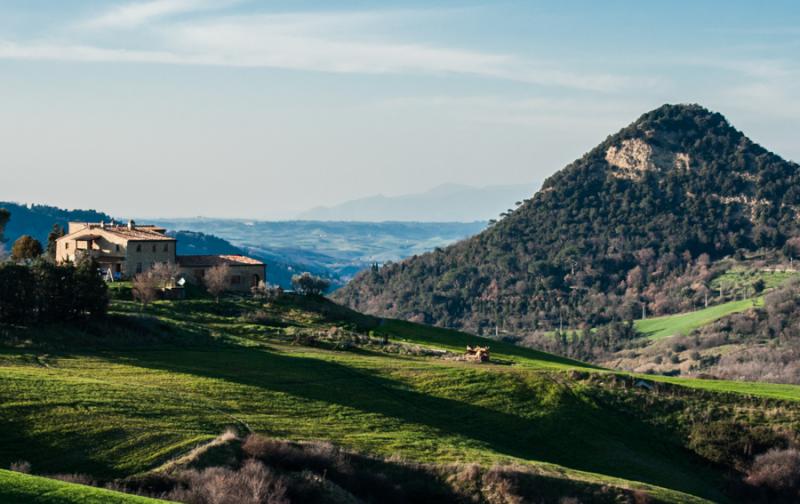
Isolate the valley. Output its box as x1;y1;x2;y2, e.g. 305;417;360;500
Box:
5;104;800;503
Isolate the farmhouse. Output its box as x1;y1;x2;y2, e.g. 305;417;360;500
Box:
56;221;265;292
176;254;266;292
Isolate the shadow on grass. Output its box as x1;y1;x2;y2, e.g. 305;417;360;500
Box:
0;311;224;353
119;345;724;501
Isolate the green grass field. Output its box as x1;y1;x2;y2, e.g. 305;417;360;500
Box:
2;295;800;502
631;264;797;341
0;470;161;504
635;297;763;340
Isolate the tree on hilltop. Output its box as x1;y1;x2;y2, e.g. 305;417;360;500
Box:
291;272;330;296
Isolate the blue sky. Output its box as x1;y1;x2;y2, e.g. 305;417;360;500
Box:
1;0;799;218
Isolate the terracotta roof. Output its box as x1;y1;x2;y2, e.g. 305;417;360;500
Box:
102;227;175;241
59;224;175;242
177;255;265;267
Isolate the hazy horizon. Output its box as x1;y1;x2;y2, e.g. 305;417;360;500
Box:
1;1;799;219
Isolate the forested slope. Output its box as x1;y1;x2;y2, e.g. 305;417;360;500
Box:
335;104;800;336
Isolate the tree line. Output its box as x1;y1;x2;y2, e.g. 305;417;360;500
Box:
0;208;108;324
0;259;108;324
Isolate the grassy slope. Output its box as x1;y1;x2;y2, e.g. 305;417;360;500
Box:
2;296;800;502
635;297;763;340
628;265;798;341
0;470;161;504
648;374;800;401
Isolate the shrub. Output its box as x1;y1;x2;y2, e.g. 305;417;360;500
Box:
689;421;786;471
242;436;346;474
50;473;96;486
671;343;687;353
482;466;524;504
9;460;31;474
252;282;282;302
167;459;289;504
746;448;800;498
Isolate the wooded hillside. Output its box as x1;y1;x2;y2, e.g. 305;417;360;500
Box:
335;104;800;335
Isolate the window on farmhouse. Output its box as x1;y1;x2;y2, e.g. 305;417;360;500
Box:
231;275;242;285
136;244;141;252
136;263;142;274
116;244;120;252
65;242;70;250
163;243;169;252
152;244;156;252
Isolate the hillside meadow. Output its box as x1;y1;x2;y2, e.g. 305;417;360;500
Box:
0;469;161;504
2;293;800;502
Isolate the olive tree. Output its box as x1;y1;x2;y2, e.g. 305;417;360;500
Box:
291;272;330;296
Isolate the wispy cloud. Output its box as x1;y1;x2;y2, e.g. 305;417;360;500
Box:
0;4;639;92
378;95;646;128
0;40;182;64
157;13;634;90
82;0;239;29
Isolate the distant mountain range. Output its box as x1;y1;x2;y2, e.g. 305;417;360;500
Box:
298;183;538;222
0;202;486;290
150;219;486;288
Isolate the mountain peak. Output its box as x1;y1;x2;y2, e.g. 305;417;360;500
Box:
594;104;744;182
642;102;716;120
629;103;733;140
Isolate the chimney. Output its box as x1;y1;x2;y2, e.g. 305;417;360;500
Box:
128;220;136;230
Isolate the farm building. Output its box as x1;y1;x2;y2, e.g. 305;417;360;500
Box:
56;220;265;292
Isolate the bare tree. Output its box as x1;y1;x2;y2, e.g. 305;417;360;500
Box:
205;263;230;303
0;242;7;263
132;272;159;309
151;262;179;289
252;280;282;302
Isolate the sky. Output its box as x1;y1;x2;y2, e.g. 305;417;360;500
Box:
1;0;799;219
